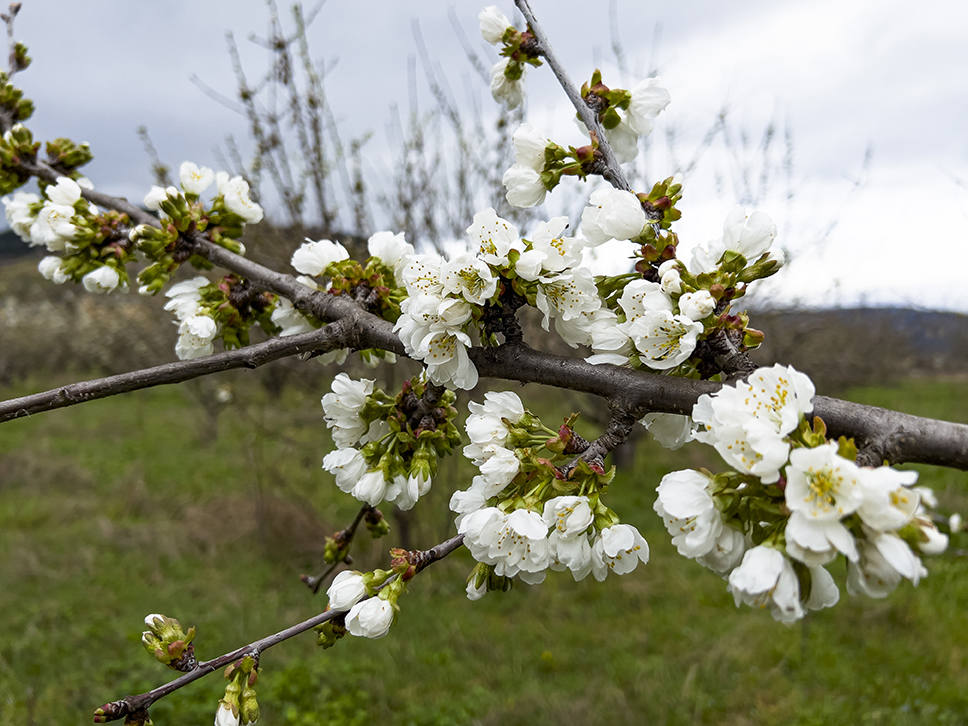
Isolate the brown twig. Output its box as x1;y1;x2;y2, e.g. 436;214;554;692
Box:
93;534;465;722
0;322;349;423
301;504;373;594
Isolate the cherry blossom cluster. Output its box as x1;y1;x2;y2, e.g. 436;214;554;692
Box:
501;71;669;208
284;229;414;366
319;568;405;643
578;192;783;372
4;172;134;294
393;207;609;389
479;5;542;109
130;160;263;297
579;69;671;164
321;373;460;510
653;364;949;623
450;391;649;597
162;274;276;360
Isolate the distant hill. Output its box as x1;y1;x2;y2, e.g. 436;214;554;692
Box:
0;228;34;261
753;307;967;391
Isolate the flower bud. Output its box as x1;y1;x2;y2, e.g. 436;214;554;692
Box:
326;570;367;611
345;596;395;639
141;613;197;671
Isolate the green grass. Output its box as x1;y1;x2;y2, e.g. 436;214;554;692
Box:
0;374;966;724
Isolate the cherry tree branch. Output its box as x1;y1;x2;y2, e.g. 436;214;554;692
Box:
513;0;631;192
0;28;964;471
93;534;465;722
0;321;350;423
301;504;374;594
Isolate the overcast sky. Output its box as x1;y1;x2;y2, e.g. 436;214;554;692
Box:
11;0;968;311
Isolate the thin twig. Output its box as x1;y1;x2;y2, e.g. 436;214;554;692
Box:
0;322;349;423
301;504;373;594
94;534;465;722
513;0;631;192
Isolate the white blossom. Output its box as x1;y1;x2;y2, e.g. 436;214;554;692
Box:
847;534;926;598
322;447;368;493
466;578;487;601
580;187;646;246
592;524;650;579
490;58;524;109
463;390;525;461
420;328;478;390
722;207;776;260
441;252;498;305
524;217;584;274
784;510;858;566
693;364;815;483
784;442;865;521
352;469;388;506
164;276;208;320
215;701;240;726
449;483;488;527
511;123;547;171
179;161;214;195
915;517;948;555
603;119;640;164
549;530;594;581
626;310;702;370
654;469;722;558
271;297;315;337
291;238;349;276
535;267;601;330
345;597;394;638
459;507;551;581
678;290;715;321
465;207;521;266
366;230;413;274
728;545;804;623
175;314;218;360
659;267;682;295
641;413;693;449
81;266;120;294
856;466;919;531
626;77;671;135
696;527;747;575
218;173;263;223
542;496;594;538
478;445;520;490
805;565;840;611
38;255;68;284
46;176;82;206
616;279;671;322
503;164;546;207
29;201;76;251
3;191;39;242
326;570;367;612
479;5;511;44
144;185;168;212
321;373;374;448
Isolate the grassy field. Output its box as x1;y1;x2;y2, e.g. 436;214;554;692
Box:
0;373;966;725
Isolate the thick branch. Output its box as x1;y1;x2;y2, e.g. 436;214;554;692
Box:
2;142;965;469
94;534;465;722
0;322;349;423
